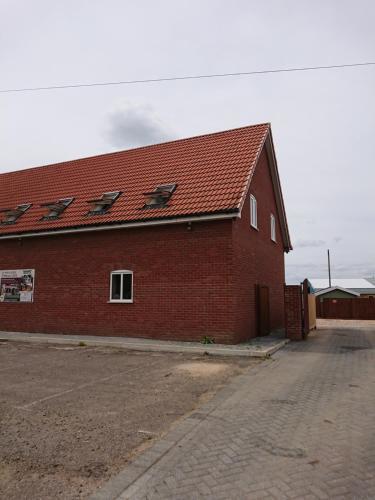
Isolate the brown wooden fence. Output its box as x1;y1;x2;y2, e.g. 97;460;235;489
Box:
316;297;375;320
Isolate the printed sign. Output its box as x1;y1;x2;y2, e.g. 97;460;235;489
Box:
0;269;35;303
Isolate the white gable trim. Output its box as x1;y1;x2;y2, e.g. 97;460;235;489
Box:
315;286;360;297
237;127;292;252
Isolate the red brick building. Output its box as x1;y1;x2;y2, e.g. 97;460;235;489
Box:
0;124;291;343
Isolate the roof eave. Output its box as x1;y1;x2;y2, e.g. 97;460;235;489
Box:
0;209;240;240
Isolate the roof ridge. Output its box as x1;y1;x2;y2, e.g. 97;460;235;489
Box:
0;123;270;176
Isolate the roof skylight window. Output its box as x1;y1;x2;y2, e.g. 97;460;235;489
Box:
40;197;74;221
143;183;177;209
0;203;32;225
87;191;121;215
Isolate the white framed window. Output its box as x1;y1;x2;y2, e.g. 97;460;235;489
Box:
109;270;133;303
270;214;276;242
250;194;258;229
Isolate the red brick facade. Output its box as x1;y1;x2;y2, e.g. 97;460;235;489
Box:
0;221;236;342
0;148;287;344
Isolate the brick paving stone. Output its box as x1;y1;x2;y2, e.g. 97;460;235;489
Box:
95;323;375;500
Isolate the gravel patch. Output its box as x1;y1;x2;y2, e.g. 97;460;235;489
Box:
0;341;257;499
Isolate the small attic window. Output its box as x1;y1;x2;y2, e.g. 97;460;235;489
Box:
250;194;258;229
270;213;276;242
40;197;74;221
143;184;177;209
87;191;121;215
0;203;32;225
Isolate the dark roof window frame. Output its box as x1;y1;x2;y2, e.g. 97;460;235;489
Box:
40;197;74;221
142;183;177;209
0;203;32;225
86;191;122;216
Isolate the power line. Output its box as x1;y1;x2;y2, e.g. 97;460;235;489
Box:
1;61;374;94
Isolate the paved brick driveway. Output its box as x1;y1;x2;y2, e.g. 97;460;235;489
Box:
94;322;375;500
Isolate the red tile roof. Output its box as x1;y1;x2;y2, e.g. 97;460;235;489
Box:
0;123;270;237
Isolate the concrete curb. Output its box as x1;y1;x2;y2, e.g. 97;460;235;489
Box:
0;331;289;358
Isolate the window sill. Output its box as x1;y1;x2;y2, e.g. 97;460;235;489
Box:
250;224;259;231
108;300;133;304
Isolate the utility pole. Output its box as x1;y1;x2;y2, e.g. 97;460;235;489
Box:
327;249;332;287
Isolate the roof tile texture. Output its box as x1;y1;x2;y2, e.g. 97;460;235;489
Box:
0;124;269;235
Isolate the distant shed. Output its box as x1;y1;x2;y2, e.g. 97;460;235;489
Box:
314;286;360;301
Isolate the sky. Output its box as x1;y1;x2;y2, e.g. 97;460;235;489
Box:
1;0;374;283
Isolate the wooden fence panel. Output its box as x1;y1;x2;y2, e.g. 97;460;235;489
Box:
319;298;375;320
352;298;375;319
308;294;316;329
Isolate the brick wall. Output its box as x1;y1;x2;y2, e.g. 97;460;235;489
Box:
232;147;286;342
0;220;238;343
284;285;303;340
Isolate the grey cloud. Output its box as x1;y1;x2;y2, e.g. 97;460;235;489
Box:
333;237;342;243
106;104;174;149
285;262;323;284
285;259;375;284
294;239;326;248
333;262;375;276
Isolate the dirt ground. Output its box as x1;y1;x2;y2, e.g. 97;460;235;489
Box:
0;340;257;500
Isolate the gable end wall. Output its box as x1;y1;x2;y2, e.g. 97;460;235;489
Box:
233;146;286;342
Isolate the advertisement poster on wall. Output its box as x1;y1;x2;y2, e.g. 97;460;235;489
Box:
0;269;35;303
